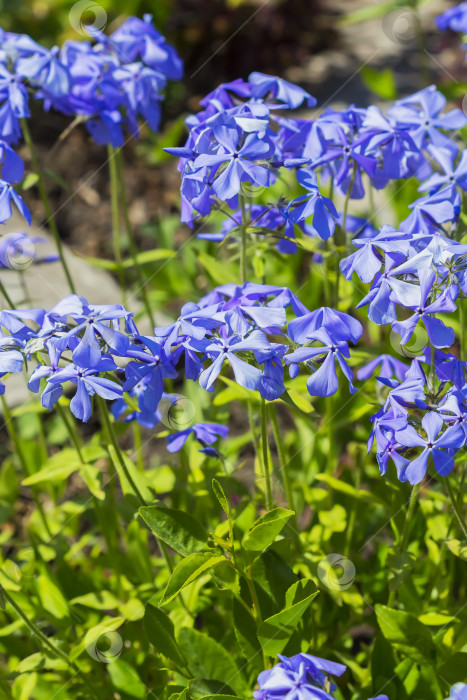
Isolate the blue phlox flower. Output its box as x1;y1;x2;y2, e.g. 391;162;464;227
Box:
154;302;221;351
392;268;458;349
288;169;338;240
59;303;132;368
376;433;410;480
194;124;271;201
0;139;24;183
0;179;31;224
46;359;122;421
16;45;70;101
357;354;408;382
166;422;229;453
198;330;271;393
388;86;467;149
287;306;362;345
107;14;183;79
381;376;427;417
396;410;465;484
248;72;317;109
285;328;357;397
359;106;418;181
254;653;346;700
436;3;467;33
420;145;467;194
400;186;459;235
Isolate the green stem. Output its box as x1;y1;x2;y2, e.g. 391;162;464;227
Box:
2;588;99;698
57;403;84;463
334;165;356;307
388;485;418;606
1;395;52;539
445;477;467;539
260;398;273;510
97;396;146;507
107;145;127;305
20;119;75;294
0;279;15;308
97;400;176;576
240;195;248;284
270;405;301;549
344;449;362;557
115;149;155;327
133;421;145;471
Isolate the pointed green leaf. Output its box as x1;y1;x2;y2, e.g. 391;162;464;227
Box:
162;553;226;604
144;605;187;668
243;508;294;552
212;479;230;516
375;604;436;665
177;627;244;694
256;579;318;656
140;504;208;556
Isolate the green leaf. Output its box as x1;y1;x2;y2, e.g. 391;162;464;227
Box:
177;627;244;694
162;552;226;604
22;448;82;486
438;652;467;684
140;504;208;556
257;579;318;656
212;479;230;516
361;67;397;100
144;605;187;668
36;574;69;620
445;539;467;560
108;659;146;698
197;251;238;285
188;679;237;698
314;473;383;503
21;173;40;190
122;248;174;268
340;0;401;25
77;248;174;271
70;591;119;610
375;604;437;665
243;508;294;552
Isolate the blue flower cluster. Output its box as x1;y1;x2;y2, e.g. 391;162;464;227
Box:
345;221;467;484
0;285;361;430
253;653;387;700
0;16;182;146
0;16;182;228
169;81;466;250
